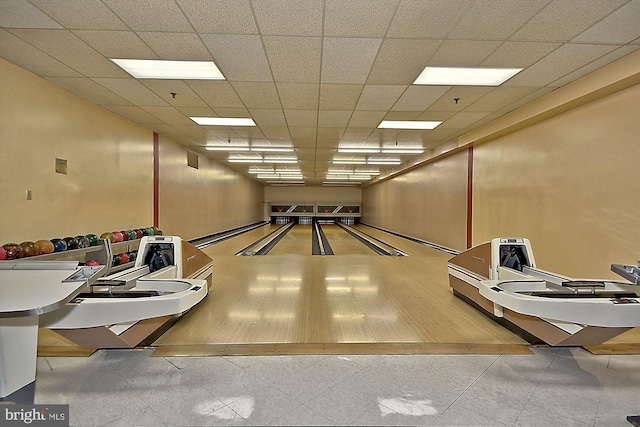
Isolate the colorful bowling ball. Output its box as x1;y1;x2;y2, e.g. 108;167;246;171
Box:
145;227;154;236
127;230;137;240
134;229;143;239
100;232;116;243
141;228;149;236
86;234;99;246
112;254;122;267
36;239;55;254
3;243;24;259
112;231;124;243
85;259;100;267
50;239;67;252
119;253;130;264
63;237;79;250
75;235;90;248
127;251;137;262
0;246;6;260
120;231;129;241
152;227;162;235
20;241;40;257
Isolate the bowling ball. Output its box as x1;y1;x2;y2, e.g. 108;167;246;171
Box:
141;228;149;236
85;259;100;267
63;236;79;250
50;239;67;252
86;234;99;246
100;232;116;243
127;251;137;262
152;227;162;235
112;254;122;267
120;231;129;241
75;235;90;248
119;253;130;264
20;241;40;257
127;230;137;240
3;243;24;259
112;231;124;243
36;239;54;254
0;246;6;260
134;229;143;239
146;227;155;236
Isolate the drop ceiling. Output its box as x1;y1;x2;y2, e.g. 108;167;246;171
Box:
1;0;639;186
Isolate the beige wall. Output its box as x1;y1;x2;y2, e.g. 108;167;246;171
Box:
473;84;640;278
362;151;468;251
158;135;264;240
265;186;361;205
0;58;153;244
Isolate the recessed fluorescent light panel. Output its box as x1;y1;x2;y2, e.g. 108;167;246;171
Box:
191;117;256;126
378;121;441;130
414;66;522;86
110;59;225;80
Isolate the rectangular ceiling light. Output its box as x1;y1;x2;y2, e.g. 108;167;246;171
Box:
263;157;298;163
250;147;294;152
338;148;380;153
381;148;425;154
378;120;441;130
367;159;401;165
191;117;256;126
111;59;225;80
414;66;522;86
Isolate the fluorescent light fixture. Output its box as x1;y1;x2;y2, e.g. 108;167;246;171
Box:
206;145;250;151
191;117;256;126
332;159;367;165
378;120;441;130
228;157;262;163
250;147;294;152
275;169;302;175
267;181;304;185
248;168;273;174
110;59;224;80
367;159;402;165
263;157;298;163
355;169;380;175
338;148;380;153
414;66;522;86
323;182;357;186
381;148;425;154
256;174;280;179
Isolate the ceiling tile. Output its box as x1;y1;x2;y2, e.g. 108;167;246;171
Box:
8;29;126;77
0;0;63;29
572;0;640;44
348;111;387;128
319;84;363;110
318;111;352;128
450;0;549;39
288;127;316;139
426;87;494;112
439;112;492;129
263;36;321;83
505;43;619;87
290;138;317;148
200;34;271;81
92;78;169;106
317;127;344;140
511;0;630;42
321;37;382;84
284;110;318;127
551;45;640;87
480;41;562;68
276;83;319;109
231;82;280;108
137;32;213;60
260;126;291;139
102;0;193;32
0;29;82;77
104;105;163;123
176;0;257;34
252;0;324;36
46;77;130;106
324;0;399;37
387;0;474;38
142;106;195;125
355;85;407;111
176;106;217;117
367;39;442;85
250;109;287;127
29;0;126;30
211;107;251;117
465;87;541;112
391;86;451;112
383;111;422;120
186;81;245;109
140;80;208;107
428;40;503;67
73;30;158;59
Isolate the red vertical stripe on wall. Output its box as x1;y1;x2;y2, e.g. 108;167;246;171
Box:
153;132;159;228
466;146;473;248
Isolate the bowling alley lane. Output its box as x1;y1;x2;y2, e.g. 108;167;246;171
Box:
319;223;377;255
267;224;314;255
202;223;281;256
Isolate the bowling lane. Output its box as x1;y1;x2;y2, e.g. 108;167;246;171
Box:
267;224;312;255
201;223;282;256
321;224;376;255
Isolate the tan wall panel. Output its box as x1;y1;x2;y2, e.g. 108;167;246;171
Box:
473;84;640;279
362;152;468;251
0;59;153;243
265;186;361;204
158;136;264;240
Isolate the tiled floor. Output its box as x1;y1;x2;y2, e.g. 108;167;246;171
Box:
35;347;639;426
